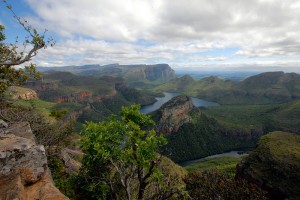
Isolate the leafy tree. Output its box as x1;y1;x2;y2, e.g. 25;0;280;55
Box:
0;0;54;94
78;104;185;200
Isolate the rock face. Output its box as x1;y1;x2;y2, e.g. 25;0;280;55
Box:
155;95;194;135
0;122;68;200
237;131;300;200
5;86;38;100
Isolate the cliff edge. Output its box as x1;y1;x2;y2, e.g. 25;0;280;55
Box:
0;121;68;200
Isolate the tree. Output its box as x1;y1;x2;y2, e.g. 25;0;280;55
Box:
0;0;54;93
78;104;185;200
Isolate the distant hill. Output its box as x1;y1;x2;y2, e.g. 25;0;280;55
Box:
38;63;176;86
202;98;300;134
154;71;300;104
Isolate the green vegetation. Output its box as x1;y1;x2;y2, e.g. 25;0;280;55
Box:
185;170;268;200
203;100;300;133
154;75;233;100
185;156;242;177
77;104;186;200
238;131;300;199
164;111;258;163
11;99;56;119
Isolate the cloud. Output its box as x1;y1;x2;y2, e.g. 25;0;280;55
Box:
22;0;300;69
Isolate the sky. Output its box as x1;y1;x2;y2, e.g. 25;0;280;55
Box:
1;0;300;72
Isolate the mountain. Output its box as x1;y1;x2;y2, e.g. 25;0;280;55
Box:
38;63;176;86
154;71;300;104
152;95;195;135
237;131;300;200
150;95;260;163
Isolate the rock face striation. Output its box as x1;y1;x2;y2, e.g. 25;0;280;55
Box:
154;95;194;135
237;131;300;200
0;122;68;200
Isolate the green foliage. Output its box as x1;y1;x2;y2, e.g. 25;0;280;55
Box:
78;104;181;199
164;111;257;163
239;131;300;199
185;156;242;177
185;170;269;200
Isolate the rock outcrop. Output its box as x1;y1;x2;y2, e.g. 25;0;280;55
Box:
154;95;194;135
5;86;38;100
54;91;93;103
0;122;68;200
237;131;300;200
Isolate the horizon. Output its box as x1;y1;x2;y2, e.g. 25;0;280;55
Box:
1;0;300;72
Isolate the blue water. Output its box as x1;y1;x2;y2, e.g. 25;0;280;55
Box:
140;92;219;114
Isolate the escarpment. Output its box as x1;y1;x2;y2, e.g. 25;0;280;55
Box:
0;122;68;200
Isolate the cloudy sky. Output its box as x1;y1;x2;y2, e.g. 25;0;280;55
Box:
1;0;300;71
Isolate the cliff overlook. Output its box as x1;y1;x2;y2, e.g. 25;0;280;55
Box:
0;121;68;200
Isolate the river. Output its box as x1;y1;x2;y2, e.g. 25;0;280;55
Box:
180;151;249;167
140;92;219;114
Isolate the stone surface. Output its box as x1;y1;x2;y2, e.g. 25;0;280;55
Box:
0;122;68;200
155;95;194;135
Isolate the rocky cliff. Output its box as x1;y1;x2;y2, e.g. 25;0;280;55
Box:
154;95;194;135
237;131;300;200
5;86;38;100
0;121;68;200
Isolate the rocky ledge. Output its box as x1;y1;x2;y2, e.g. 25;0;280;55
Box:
155;95;194;135
0;121;68;200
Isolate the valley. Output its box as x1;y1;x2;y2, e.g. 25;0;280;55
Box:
3;64;300;200
2;1;300;199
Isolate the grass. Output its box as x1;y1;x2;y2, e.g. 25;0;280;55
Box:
184;156;242;177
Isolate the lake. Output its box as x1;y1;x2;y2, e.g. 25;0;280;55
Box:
140;92;219;114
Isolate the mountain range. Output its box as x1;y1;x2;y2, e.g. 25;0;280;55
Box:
38;63;176;87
